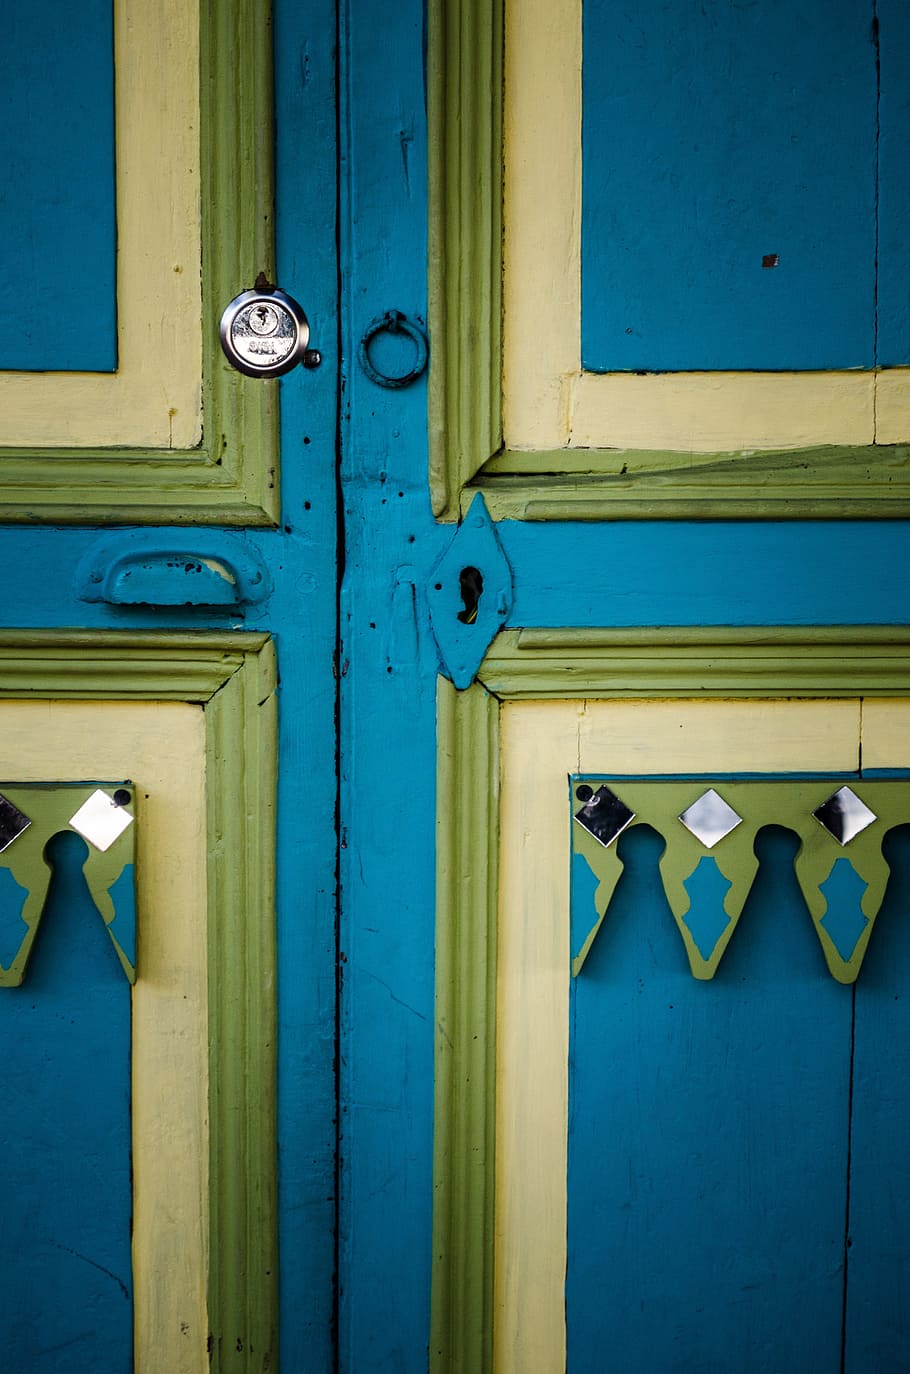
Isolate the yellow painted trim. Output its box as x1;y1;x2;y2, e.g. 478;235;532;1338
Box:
0;0;202;450
862;700;910;768
502;0;910;453
0;701;208;1373
495;702;579;1374
496;698;870;1373
568;371;875;452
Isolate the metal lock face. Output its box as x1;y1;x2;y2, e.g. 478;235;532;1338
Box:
219;287;310;377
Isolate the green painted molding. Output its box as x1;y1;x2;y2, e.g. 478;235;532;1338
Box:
0;632;278;1372
0;630;269;700
465;444;910;520
426;0;910;520
431;679;499;1374
479;627;910;698
206;636;278;1372
427;0;504;521
431;626;910;1367
0;1;279;527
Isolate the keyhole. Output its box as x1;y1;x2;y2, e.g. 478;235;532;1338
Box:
457;565;484;625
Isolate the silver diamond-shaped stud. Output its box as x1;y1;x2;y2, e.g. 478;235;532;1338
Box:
678;788;743;848
813;785;877;845
574;783;636;848
0;792;31;854
69;788;134;852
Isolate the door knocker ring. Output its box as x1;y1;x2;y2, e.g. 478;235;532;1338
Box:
357;310;428;389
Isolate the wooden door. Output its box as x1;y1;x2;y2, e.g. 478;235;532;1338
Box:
7;1;910;1371
411;2;910;1373
0;3;337;1369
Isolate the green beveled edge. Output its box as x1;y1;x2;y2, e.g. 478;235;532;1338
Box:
427;0;910;521
431;680;499;1373
0;631;278;1371
482;626;910;697
0;2;279;527
427;0;503;521
466;444;910;520
431;624;910;1371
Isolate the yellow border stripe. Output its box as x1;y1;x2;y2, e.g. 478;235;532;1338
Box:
503;0;910;453
0;702;208;1373
0;0;202;450
496;698;866;1373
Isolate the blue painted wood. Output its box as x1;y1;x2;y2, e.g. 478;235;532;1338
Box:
845;825;910;1369
568;825;852;1371
75;533;271;608
337;0;445;1364
0;830;132;1371
0;1;116;372
503;520;910;628
428;495;513;688
581;0;879;371
3;4;910;1370
0;519;909;636
272;0;340;1363
876;0;910;366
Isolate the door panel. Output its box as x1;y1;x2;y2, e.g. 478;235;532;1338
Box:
9;1;910;1370
581;0;879;372
569;826;850;1372
0;701;207;1373
431;0;910;519
2;0;201;449
494;697;910;1371
4;0;116;373
0;0;339;1361
0;0;280;524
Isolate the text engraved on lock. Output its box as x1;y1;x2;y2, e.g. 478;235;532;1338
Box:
219;286;315;378
229;299;298;369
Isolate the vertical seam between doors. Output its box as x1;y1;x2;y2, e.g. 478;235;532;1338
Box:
332;0;345;1359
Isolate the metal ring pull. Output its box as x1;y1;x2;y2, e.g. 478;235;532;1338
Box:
357;310;428;389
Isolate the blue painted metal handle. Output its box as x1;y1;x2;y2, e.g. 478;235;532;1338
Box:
357;310;428;388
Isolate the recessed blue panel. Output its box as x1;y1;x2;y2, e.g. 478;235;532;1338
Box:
0;1;116;372
581;0;878;371
845;826;910;1371
568;827;850;1371
0;831;131;1371
876;0;910;365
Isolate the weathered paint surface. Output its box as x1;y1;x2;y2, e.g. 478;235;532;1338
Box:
498;700;910;1371
2;0;116;372
582;0;880;371
5;3;910;1372
877;0;910;364
1;829;133;1373
0;702;208;1374
569;824;852;1371
504;0;910;454
0;0;202;449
